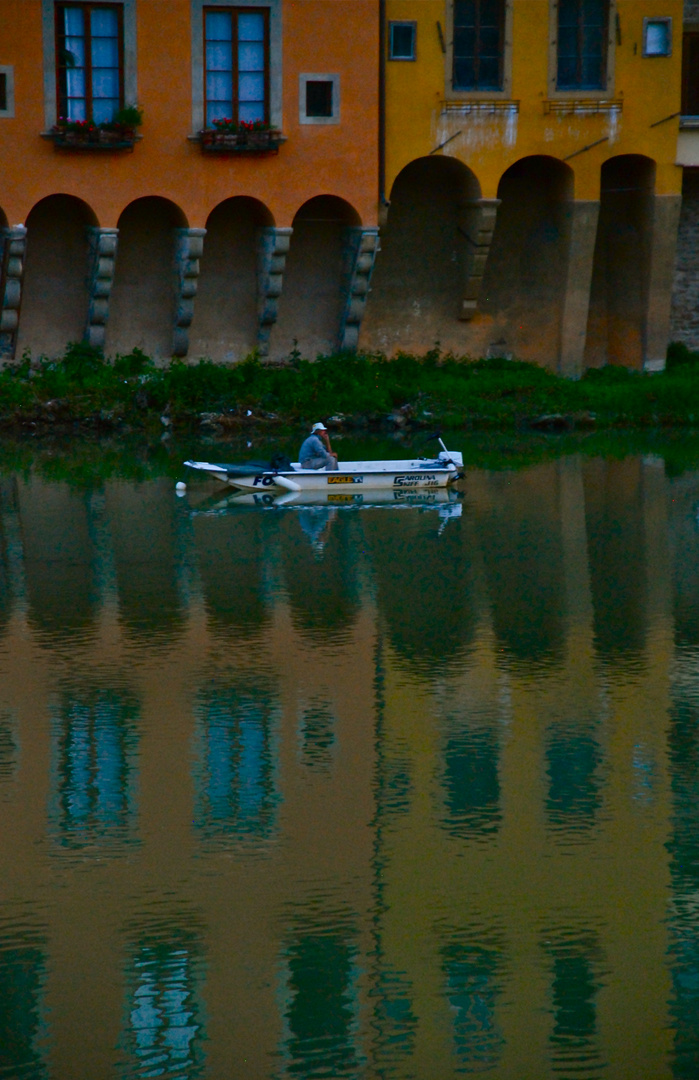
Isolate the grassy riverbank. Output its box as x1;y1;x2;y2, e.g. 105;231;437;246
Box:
3;342;699;433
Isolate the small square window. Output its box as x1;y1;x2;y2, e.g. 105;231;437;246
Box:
643;17;672;57
306;79;333;117
389;21;416;60
0;65;14;117
299;73;340;124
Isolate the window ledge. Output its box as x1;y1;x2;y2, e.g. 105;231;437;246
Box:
680;115;699;130
441;99;519;115
544;98;622;116
191;130;285;154
41;130;142;150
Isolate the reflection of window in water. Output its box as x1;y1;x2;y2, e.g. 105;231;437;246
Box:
441;936;504;1074
543;934;603;1075
441;726;501;839
631;741;656;805
545;727;602;836
0;936;48;1079
379;758;412;820
370;966;418;1072
280;915;363;1077
0;710;18;784
49;690;139;851
193;686;279;844
121;936;205;1080
299;697;335;770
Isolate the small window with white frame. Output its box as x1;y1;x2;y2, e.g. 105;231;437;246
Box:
0;65;14;117
299;73;340;124
389;21;416;60
643;17;672;57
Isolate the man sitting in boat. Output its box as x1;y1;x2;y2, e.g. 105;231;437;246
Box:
298;422;339;471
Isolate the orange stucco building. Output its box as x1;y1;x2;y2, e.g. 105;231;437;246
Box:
0;0;696;369
0;0;380;361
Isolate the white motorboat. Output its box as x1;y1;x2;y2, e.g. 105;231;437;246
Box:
184;438;464;494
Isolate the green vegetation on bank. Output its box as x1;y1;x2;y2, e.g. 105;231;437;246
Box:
3;341;699;432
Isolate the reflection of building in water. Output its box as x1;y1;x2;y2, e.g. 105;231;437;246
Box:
0;709;18;785
106;481;186;646
583;457;650;665
0;459;691;1076
666;677;699;1078
49;689;140;852
121;926;206;1080
370;457;674;1076
473;464;567;667
192;510;275;641
192;684;279;845
298;696;336;772
0;479;13;641
279;510;362;644
17;478;99;643
363;505;478;675
666;471;699;1077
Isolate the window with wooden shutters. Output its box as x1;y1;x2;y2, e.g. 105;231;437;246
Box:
452;0;505;91
683;32;699;114
556;0;609;90
56;3;123;122
204;7;269;126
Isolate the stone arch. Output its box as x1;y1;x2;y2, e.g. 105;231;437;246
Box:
16;194;99;359
362;156;481;352
106;196;189;360
481;155;574;366
585;155;656;369
272;195;361;359
190;196;274;362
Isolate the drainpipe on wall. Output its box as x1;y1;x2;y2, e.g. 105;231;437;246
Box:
379;0;388;224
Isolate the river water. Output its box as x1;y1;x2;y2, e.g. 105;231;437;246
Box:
2;435;699;1078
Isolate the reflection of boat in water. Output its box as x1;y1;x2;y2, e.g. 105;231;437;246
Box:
189;486;464;516
188;486;464;545
184;439;463;494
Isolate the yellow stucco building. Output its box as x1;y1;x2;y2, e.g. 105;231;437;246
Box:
362;0;685;373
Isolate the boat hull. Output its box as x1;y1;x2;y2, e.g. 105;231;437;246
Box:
185;455;462;493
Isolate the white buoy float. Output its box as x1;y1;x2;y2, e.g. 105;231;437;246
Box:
175;481;187;494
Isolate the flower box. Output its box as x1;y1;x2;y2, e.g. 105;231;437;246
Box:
49;124;137;150
199;128;282;154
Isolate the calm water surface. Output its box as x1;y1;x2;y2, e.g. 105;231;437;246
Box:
2;439;699;1078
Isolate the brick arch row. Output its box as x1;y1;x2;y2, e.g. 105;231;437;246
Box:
7;191;369;362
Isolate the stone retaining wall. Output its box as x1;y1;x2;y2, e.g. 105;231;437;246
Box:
671;171;699;348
